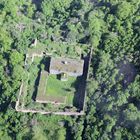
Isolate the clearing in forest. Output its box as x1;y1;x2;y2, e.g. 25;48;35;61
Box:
36;57;84;105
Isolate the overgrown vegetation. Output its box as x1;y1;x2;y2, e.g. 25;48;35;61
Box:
0;0;140;139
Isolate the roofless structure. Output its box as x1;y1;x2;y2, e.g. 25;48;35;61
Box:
16;51;89;115
50;57;84;77
36;57;85;103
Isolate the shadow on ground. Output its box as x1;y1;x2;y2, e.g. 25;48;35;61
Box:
32;0;42;10
32;57;51;101
73;54;90;110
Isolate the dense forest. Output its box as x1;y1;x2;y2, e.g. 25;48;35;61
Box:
0;0;140;139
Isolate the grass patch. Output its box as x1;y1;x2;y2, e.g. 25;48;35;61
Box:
46;74;76;105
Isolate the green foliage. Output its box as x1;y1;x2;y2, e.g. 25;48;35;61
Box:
0;0;140;139
0;0;19;18
0;27;12;51
115;1;133;20
88;10;105;47
32;126;47;140
123;103;140;121
41;0;71;21
9;51;24;66
83;0;140;139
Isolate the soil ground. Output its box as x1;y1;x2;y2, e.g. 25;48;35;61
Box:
118;61;137;87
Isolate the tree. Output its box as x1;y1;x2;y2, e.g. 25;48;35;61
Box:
86;79;99;97
123;103;140;121
88;10;105;48
0;27;12;52
103;114;116;132
56;129;66;140
9;51;23;66
32;126;47;140
115;2;132;20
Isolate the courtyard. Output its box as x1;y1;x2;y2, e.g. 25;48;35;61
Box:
36;71;77;105
16;53;87;114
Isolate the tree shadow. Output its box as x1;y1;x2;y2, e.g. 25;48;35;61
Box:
44;57;51;72
72;76;83;109
79;35;90;44
32;70;41;101
32;0;43;10
65;121;73;140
